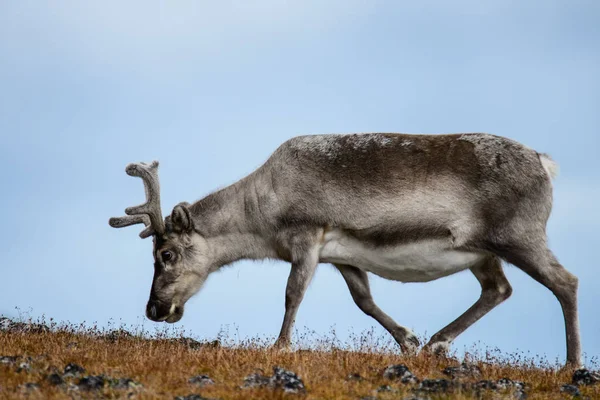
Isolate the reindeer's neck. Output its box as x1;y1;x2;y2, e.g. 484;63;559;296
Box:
189;180;249;236
189;175;278;265
207;232;278;267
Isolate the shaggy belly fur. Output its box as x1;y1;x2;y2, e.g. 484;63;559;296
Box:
319;229;487;282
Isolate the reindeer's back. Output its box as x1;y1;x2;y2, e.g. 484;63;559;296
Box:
264;133;552;244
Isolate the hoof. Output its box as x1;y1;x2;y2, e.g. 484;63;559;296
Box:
272;341;293;353
422;340;451;356
399;332;420;355
561;361;584;372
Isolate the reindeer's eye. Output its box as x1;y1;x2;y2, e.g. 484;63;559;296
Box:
161;251;173;262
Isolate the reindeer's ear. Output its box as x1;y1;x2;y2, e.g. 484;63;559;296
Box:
170;202;194;233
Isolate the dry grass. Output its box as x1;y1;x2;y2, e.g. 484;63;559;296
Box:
0;317;598;399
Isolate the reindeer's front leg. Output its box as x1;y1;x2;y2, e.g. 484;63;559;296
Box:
274;245;319;350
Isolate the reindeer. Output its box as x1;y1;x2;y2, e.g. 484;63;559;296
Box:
109;133;581;366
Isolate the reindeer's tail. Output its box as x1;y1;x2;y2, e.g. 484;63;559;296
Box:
538;153;559;180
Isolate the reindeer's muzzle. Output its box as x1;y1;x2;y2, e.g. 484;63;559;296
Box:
146;299;183;323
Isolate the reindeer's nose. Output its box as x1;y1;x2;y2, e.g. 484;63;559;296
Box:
146;299;173;322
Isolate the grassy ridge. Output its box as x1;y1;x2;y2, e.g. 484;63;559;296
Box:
0;318;598;399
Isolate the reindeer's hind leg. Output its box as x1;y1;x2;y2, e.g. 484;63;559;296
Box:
423;256;512;355
335;264;420;354
496;243;581;367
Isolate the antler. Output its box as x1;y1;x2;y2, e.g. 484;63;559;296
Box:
109;161;165;239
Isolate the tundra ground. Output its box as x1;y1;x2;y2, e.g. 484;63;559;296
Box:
0;317;598;399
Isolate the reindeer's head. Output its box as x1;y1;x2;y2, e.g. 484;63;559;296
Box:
109;161;210;323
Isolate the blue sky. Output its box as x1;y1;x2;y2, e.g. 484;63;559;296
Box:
1;1;598;363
